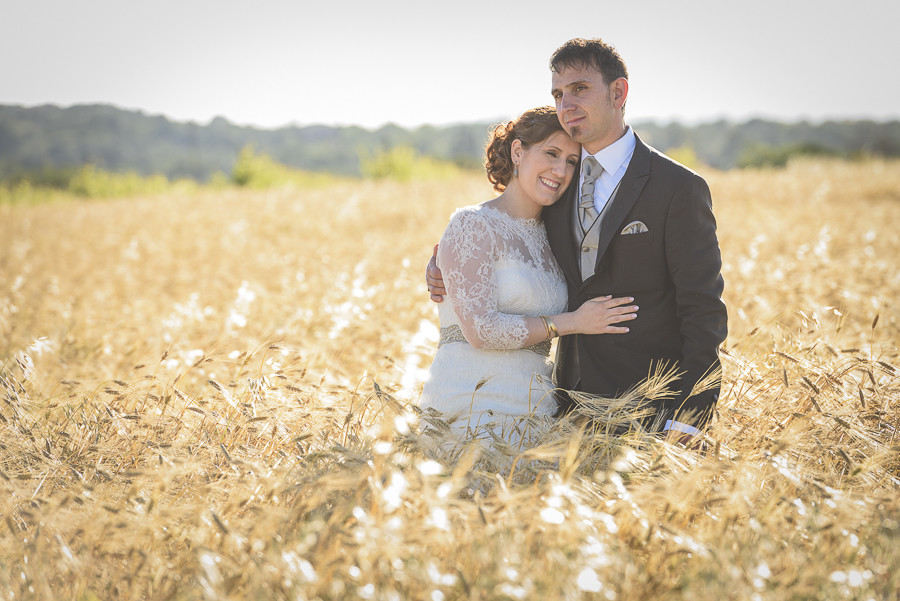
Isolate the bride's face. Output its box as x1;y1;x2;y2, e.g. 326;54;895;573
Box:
512;131;580;209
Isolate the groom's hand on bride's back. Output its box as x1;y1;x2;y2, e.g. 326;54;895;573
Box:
426;244;446;303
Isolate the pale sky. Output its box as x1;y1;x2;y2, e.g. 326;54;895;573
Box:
3;0;898;129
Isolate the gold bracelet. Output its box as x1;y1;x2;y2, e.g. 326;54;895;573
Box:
539;316;552;341
546;316;560;338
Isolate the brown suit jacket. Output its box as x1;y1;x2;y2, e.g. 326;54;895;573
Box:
543;133;727;429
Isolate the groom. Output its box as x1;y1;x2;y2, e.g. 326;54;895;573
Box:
428;38;727;438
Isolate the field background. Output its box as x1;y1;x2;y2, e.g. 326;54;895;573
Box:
1;159;899;600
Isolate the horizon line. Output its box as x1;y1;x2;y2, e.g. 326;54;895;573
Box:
3;101;900;131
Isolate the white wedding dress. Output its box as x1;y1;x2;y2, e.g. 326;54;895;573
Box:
420;204;568;443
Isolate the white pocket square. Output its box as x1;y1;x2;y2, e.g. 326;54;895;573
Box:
621;220;649;235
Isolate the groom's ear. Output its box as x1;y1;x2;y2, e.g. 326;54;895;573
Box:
610;77;629;111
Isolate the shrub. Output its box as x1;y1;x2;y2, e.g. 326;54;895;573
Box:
231;146;339;189
1;166;179;204
0;180;53;205
665;145;704;170
359;146;463;182
737;142;839;169
67;165;170;198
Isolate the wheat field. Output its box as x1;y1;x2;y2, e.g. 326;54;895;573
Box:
1;159;899;600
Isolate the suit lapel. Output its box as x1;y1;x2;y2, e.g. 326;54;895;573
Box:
581;135;651;290
544;178;582;288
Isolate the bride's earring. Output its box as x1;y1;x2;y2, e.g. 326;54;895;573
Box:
514;163;519;178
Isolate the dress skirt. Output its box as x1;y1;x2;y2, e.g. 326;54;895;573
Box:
419;341;557;443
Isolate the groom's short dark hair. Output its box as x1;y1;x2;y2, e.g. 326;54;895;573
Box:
550;38;629;86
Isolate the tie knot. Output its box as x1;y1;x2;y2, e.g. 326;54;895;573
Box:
581;156;601;181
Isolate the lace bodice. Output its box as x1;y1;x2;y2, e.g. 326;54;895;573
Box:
436;204;568;350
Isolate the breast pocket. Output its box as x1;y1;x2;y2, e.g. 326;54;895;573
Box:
615;230;653;249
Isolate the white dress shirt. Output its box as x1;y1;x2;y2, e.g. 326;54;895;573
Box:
578;125;636;214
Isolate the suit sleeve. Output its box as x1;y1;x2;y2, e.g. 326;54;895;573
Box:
662;172;727;428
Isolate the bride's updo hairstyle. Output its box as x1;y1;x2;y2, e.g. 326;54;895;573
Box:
484;106;566;192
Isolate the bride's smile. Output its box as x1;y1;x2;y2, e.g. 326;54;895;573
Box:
539;176;560;190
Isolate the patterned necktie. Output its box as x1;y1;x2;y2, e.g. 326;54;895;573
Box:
579;156;601;233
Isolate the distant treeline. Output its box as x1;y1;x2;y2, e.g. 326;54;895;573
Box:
2;103;899;182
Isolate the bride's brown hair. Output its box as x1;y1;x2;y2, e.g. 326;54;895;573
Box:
484;106;567;192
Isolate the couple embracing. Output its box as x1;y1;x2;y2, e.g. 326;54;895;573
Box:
420;38;727;446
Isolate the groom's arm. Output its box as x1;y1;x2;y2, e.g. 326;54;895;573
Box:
426;244;446;303
664;171;728;430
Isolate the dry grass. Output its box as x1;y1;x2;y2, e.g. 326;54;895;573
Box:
1;158;899;600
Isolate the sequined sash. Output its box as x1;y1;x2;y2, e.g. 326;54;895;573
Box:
438;324;551;357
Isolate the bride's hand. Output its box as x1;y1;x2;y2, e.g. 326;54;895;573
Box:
570;295;638;335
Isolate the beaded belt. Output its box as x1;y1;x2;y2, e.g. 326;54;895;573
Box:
439;324;552;358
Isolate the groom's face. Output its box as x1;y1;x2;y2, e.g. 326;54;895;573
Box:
551;64;623;155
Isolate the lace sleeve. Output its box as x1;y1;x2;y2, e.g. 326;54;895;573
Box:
437;208;530;350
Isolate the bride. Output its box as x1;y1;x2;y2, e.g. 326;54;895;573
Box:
419;106;638;443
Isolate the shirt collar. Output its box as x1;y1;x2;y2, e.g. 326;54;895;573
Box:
581;126;636;175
